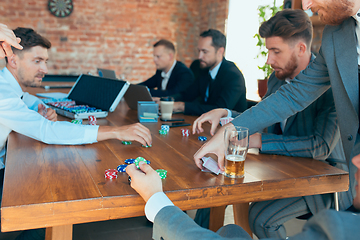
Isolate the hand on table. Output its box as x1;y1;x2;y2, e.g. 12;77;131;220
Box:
126;162;163;202
193;123;234;171
249;133;262;149
152;97;160;104
173;102;185;112
192;108;228;136
0;24;22;58
38;104;58;122
97;123;152;146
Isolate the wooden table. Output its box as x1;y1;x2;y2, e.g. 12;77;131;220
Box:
1;87;349;240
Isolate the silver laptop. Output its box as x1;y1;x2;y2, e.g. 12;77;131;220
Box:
45;74;130;119
124;84;153;110
97;68;117;80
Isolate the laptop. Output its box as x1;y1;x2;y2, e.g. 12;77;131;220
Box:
123;84;153;110
44;74;130;119
41;74;78;89
97;68;117;80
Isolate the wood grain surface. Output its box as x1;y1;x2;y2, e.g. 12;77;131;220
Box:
1;86;349;237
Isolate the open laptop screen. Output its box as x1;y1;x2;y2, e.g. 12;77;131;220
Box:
68;75;127;111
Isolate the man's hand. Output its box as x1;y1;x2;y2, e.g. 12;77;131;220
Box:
126;162;163;202
249;133;262;149
97;123;152;146
0;24;22;59
173;102;185;112
192;108;228;136
38;104;57;122
152;97;160;104
193;124;231;171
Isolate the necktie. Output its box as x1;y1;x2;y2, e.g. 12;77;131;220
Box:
204;72;212;102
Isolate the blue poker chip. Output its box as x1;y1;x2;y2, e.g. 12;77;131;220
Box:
117;164;128;172
125;158;136;164
198;136;207;141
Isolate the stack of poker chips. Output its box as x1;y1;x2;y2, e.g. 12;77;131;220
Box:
135;157;149;169
198;136;207;141
71;119;82;124
105;169;118;179
122;141;132;145
181;128;190;137
88;115;97;125
159;125;170;135
142;144;152;148
155;169;167;179
117;164;128;172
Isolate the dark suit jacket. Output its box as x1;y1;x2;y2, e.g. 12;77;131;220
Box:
176;58;247;115
231;17;358;200
140;61;194;97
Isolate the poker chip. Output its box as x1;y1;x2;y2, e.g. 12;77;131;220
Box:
198;136;207;141
105;169;118;179
88;115;97;125
122;141;132;145
71;119;82;124
161;125;170;132
142;144;152;148
117;164;128;172
181;128;190;137
135;157;149;169
159;129;168;135
124;158;136;164
155;169;167;179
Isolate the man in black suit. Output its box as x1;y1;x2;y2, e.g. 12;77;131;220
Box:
172;29;247;116
140;39;194;97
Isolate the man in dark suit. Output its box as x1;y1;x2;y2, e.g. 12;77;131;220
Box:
140;39;194;97
172;29;247;116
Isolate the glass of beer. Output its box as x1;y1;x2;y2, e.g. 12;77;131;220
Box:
224;126;249;178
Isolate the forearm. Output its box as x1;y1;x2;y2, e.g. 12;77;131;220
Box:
261;133;335;160
96;126;118;141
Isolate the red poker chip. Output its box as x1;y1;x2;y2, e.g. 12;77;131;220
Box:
105;169;118;179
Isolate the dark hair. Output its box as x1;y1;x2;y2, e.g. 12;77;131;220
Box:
200;29;226;51
153;39;175;52
259;9;313;48
6;27;51;62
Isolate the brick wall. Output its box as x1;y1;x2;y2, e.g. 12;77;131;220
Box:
0;0;228;83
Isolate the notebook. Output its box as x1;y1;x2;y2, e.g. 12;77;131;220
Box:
97;68;117;80
43;74;130;119
123;84;153;110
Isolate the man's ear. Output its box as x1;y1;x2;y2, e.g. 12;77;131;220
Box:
217;47;225;58
297;42;307;57
7;54;17;68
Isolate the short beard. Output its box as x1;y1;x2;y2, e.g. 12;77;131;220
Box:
274;53;298;80
315;0;354;25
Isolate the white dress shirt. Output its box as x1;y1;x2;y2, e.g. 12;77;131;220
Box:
353;9;360;64
161;60;177;90
0;68;99;169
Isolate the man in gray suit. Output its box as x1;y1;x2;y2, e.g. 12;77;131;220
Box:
193;0;360;213
192;9;352;238
126;154;360;240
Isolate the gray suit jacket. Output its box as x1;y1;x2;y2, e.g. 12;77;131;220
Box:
231;17;358;198
153;206;360;240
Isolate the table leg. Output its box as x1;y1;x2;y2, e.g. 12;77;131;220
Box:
209;205;227;232
233;203;252;237
45;225;73;240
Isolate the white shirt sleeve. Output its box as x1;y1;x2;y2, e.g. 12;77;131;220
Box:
0;77;99;146
144;192;174;222
225;108;232;118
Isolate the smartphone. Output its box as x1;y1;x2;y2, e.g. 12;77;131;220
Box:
166;122;191;128
160;118;185;122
